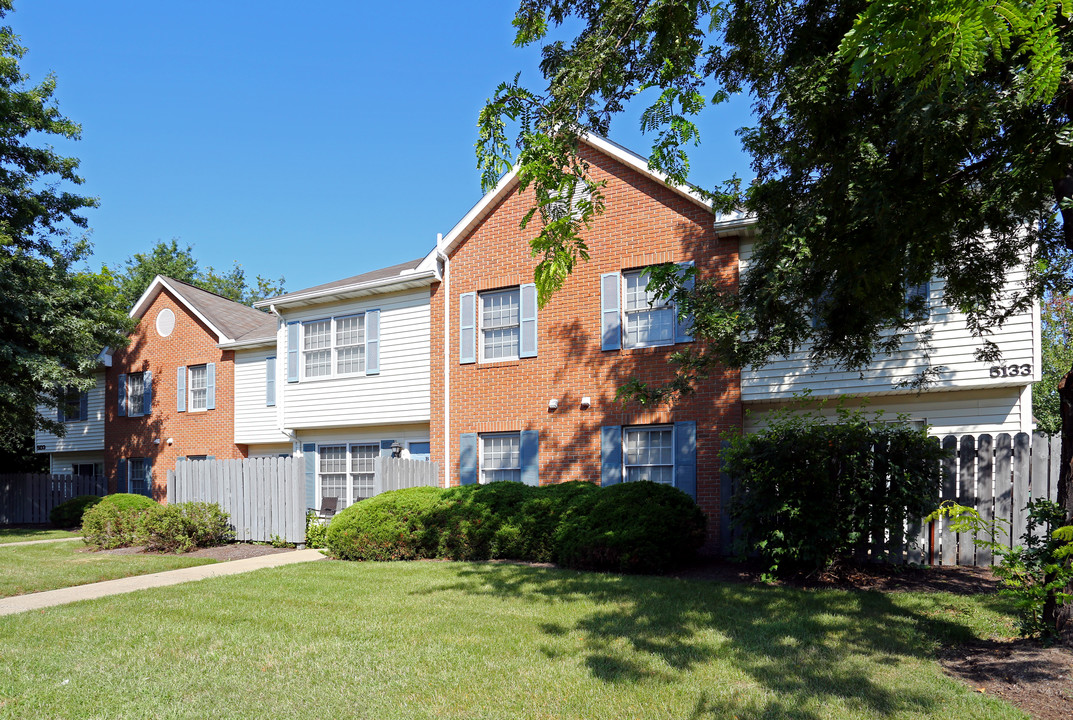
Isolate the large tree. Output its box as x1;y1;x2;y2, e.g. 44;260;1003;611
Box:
0;0;131;450
111;239;285;309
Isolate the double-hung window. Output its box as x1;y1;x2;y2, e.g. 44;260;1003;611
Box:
350;443;377;500
480;433;521;483
904;279;930;320
623;425;674;485
188;365;208;411
59;387;86;422
303;320;333;378
318;443;379;510
480;289;520;361
127;372;145;416
623;269;675;348
335;315;366;374
129;458;149;495
298;315;370;379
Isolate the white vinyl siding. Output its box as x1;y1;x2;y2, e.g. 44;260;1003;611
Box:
34;373;106;454
738;240;1039;401
234;350;290;445
623;270;674;348
480;288;520;361
47;451;105;476
624;426;674;484
281;288;430;429
188;365;208;411
480;432;520;484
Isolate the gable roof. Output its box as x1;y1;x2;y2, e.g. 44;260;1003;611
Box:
130;275;278;345
416;132;754;272
254;257;436;310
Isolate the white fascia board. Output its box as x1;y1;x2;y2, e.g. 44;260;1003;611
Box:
129;276;233;344
254;270;439;310
217;337;277;350
418;169;522;270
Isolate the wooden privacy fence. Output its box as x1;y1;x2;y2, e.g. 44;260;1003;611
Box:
0;474;107;525
167;457;305;544
373;457;441;495
719;432;1062;567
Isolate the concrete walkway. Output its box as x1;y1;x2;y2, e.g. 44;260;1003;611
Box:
0;537;83;548
0;548;326;617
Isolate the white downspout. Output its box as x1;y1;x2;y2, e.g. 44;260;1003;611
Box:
268;304;297;453
437;233;451;487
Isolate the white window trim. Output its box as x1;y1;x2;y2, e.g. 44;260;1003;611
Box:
622;424;676;485
315;442;379;509
127;371;146;418
187;364;208;413
621;268;677;349
300;314;368;381
478;431;521;484
478;287;521;363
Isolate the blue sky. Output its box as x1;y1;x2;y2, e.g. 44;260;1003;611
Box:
13;1;754;292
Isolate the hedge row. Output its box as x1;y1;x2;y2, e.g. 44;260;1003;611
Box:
323;481;705;574
81;494;233;552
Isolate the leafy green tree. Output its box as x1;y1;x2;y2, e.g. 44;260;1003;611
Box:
112;239;284;309
1036;294;1073;435
0;1;132;450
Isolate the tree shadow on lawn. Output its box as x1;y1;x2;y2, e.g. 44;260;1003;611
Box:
420;564;1012;719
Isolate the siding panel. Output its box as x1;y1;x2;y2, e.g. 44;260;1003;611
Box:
34;373;106;453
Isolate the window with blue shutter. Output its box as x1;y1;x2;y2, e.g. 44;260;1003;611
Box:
265;357;276;406
176;366;186;412
600;273;622;351
117;374;127;417
116;458;127;493
143;458;154;499
674;421;697;501
142;371;153;415
519;284;538;358
675;262;695;344
600;426;623;486
287;322;300;383
78;390;88;421
520;430;539;486
459;433;478;485
303;443;316;510
205;363;216;410
365;309;380;375
459;293;476;364
380;439;396;457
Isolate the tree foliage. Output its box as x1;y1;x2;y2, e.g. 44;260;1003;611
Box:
0;1;132;450
1036;293;1073;435
111;239;285;309
477;0;1073;388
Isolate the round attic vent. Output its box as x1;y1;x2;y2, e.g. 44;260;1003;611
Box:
156;308;175;337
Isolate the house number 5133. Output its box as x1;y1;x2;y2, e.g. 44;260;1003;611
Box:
990;364;1031;378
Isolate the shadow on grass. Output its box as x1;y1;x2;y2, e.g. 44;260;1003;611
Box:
420;564;1010;719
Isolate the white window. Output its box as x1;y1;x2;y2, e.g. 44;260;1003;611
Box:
61;387;86;422
623;269;675;348
480;433;521;483
302;315;367;379
624;425;674;485
480;288;520;361
303;320;332;378
188;365;207;411
904;280;930;320
127;372;145;417
318;443;379;510
129;457;149;495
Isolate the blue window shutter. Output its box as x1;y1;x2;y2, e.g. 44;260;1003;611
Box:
56;396;64;423
79;391;88;421
674;421;698;500
142;371;153;415
303;443;316;510
600;273;621;351
206;363;216;410
118;374;127;417
287;321;300;383
380;439;395;457
116;458;127;493
176;366;186;412
675;262;695;344
459;433;478;485
265;357;276;406
365;309;381;376
600;425;623;486
520;430;539;486
206;455;215;460
459;292;476;364
144;459;154;498
519;284;538;358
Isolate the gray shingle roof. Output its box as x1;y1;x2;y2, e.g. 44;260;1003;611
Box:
163;278;278;343
261;258;425;304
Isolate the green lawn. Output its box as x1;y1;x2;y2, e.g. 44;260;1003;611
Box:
0;528;82;544
0;561;1026;719
0;541;217;597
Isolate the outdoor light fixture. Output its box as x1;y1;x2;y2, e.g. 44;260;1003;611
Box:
167;438;173;445
153;438;161;445
548;398;559;410
580;397;591;408
391;440;403;458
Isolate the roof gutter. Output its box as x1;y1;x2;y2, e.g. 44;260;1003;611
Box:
254;269;439;310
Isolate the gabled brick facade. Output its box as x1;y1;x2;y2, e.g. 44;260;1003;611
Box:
104;288;246;500
430;143;743;545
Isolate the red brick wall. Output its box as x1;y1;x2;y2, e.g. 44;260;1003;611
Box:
430;145;742;546
104;288;246;501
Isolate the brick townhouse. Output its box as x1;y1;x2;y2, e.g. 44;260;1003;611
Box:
102;276;277;499
416;135;747;540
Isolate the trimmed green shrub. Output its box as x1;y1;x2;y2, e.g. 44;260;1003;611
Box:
423;481;599;562
723;406;943;577
49;495;103;528
81;493;158;549
141;502;233;553
325;486;445;561
553;481;706;573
